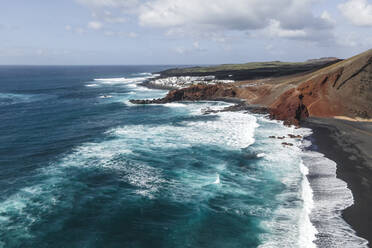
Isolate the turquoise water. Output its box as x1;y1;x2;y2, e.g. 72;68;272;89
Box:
1;66;359;247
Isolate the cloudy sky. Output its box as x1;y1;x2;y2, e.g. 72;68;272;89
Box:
1;0;372;65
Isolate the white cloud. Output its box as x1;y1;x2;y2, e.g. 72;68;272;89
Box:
65;25;72;31
77;0;333;33
88;21;103;30
140;0;271;29
137;0;335;44
266;20;307;38
339;0;372;26
76;0;335;43
138;0;332;31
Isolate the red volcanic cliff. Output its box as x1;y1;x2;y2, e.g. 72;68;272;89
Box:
269;49;372;124
269;69;345;125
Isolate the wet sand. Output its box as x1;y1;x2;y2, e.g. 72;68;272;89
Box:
302;117;372;247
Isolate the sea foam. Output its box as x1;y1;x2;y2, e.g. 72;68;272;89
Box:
302;148;369;247
255;116;317;248
0;100;258;243
94;73;157;85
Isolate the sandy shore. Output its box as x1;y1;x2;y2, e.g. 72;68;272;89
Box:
302;117;372;247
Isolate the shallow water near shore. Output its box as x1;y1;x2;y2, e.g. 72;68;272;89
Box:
0;66;367;247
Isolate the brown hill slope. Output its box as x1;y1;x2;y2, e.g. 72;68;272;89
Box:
233;49;372;124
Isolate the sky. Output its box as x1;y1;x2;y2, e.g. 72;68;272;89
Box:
0;0;372;65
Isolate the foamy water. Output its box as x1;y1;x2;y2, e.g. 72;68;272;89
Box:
302;148;369;247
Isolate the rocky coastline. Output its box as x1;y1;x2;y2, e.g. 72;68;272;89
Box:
129;49;372;246
130;83;308;126
132;49;372;127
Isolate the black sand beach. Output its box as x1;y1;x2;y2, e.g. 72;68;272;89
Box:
303;118;372;247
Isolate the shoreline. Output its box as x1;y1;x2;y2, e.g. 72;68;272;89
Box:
302;117;372;247
137;78;372;246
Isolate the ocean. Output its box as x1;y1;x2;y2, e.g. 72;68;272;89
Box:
0;66;368;248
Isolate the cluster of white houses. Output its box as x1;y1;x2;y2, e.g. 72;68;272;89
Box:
149;76;234;89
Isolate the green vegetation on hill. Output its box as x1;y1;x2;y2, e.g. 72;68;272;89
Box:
166;61;311;73
160;58;342;81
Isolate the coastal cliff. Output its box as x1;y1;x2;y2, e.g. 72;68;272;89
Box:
269;49;372;124
130;84;238;104
131;49;372;126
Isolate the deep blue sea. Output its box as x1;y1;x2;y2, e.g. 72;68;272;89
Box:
0;66;368;248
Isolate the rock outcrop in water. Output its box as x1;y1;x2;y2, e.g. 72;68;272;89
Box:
130;84;238;104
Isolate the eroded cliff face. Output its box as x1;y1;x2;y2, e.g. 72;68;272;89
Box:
269;90;310;126
269;69;344;125
269;50;372;124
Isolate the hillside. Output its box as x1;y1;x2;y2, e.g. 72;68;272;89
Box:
159;58;341;81
256;49;372;124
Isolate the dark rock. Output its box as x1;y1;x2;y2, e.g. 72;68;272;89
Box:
288;134;303;139
130;84;238;105
282;142;294;146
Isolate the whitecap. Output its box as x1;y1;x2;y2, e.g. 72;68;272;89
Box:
257;153;266;158
298;160;317;248
94;76;153;85
213;174;221;184
85;83;99;87
113;110;258;150
164;102;186;108
256;117;317;248
99;95;113;99
137;72;152;76
256;115;367;248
